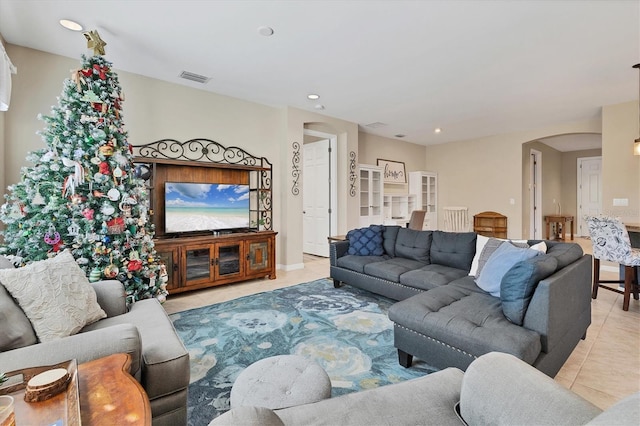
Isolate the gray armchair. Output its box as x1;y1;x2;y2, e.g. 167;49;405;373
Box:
0;275;190;425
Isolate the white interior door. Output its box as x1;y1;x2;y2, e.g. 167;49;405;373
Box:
303;139;330;257
577;156;602;236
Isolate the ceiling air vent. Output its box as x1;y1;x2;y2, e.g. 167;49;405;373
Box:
364;122;387;128
179;71;211;84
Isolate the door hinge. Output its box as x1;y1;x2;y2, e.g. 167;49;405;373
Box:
328;208;332;214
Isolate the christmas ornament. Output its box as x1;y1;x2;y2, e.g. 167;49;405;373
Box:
99;144;114;156
89;267;102;282
82;208;95;219
104;263;118;278
32;188;45;205
44;226;61;245
67;222;80;236
99;162;110;175
106;216;125;234
101;204;115;215
134;164;151;180
107;188;120;201
80;89;101;103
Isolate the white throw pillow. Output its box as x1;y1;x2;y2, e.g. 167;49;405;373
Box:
469;235;490;276
0;250;106;342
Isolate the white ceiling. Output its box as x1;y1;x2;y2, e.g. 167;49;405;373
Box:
0;0;638;149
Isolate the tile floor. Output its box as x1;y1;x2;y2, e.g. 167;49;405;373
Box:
163;239;640;411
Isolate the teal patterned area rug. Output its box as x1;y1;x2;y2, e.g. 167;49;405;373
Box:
170;278;436;426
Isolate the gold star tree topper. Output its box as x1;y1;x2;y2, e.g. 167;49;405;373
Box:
83;30;107;55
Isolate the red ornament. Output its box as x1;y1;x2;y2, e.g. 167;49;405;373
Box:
127;259;143;272
81;68;93;77
99;161;110;175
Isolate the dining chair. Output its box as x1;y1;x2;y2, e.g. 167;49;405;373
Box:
408;210;427;230
443;206;469;232
585;215;640;311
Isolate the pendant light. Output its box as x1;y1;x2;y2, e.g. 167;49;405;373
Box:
634;63;640;155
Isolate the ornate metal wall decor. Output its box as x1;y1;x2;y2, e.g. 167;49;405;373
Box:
349;151;357;197
291;141;301;196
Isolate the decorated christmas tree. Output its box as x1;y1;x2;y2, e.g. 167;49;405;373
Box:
0;31;167;303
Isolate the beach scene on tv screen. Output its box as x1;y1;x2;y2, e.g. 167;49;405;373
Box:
165;183;250;232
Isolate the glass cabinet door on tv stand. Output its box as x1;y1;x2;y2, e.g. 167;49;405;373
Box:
214;241;243;280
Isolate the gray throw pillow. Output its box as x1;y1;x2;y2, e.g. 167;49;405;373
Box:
475;242;540;297
475;238;529;277
0;282;38;351
500;254;558;325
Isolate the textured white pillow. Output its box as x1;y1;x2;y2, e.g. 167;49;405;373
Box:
0;250;106;342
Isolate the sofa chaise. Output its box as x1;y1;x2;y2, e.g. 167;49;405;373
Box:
210;352;639;425
0;255;190;425
330;226;591;377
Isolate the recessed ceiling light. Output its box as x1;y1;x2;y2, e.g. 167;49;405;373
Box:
59;19;83;31
307;94;320;100
395;134;406;138
434;128;442;134
258;26;274;36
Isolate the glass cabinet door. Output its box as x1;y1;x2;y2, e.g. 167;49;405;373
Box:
185;246;213;283
215;243;243;279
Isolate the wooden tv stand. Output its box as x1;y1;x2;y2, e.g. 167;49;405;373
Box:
154;231;277;294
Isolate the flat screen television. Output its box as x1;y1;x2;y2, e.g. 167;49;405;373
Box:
164;182;250;233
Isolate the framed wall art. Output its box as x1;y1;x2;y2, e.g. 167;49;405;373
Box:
377;158;407;184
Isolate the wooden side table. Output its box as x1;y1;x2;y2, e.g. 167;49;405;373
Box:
6;354;151;426
79;353;151;425
544;215;574;240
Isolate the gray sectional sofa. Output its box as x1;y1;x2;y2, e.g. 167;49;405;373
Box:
330;226;592;377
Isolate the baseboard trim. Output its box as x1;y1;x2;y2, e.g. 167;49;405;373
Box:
601;265;619;273
277;263;304;271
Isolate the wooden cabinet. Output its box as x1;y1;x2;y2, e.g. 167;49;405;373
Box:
473;211;507;238
409;171;437;230
358;164;384;226
154;231;277;294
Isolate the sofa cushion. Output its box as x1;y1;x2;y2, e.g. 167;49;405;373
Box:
501;255;558;325
363;258;428;282
430;231;476;271
399;264;469;291
0;250;106;342
475;243;541;297
389;286;542;364
336;255;388;273
347;225;384;256
382;226;401;257
395;229;432;262
587;392;640;425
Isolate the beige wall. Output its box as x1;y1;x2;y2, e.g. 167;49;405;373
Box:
358;133;427;195
602;101;640;223
424;119;602;238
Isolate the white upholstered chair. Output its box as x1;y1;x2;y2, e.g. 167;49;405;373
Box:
585;215;640;311
443;206;469;232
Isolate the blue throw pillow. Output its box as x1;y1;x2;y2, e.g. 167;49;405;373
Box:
501;254;558;325
347;225;384;256
475;242;540;297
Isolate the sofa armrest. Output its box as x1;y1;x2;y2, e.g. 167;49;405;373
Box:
523;254;592;352
460;352;602;425
0;323;142;378
330;240;350;266
91;280;128;317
